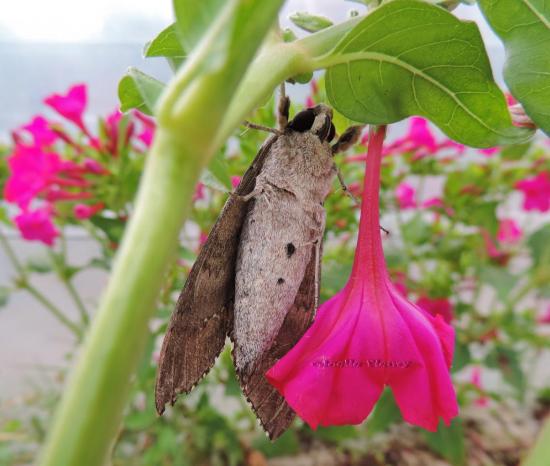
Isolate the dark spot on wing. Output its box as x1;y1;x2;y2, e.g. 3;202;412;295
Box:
286;243;296;258
277;278;285;285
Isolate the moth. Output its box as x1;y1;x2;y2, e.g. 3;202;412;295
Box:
155;91;362;440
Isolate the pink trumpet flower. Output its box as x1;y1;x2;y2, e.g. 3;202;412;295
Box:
267;126;458;432
515;172;550;212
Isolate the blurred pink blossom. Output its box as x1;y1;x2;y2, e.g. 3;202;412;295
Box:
515;172;550;212
14;206;59;246
231;176;241;189
21;116;58;146
74;202;104;220
538;305;550;324
497;219;522;244
395;182;417;209
479;147;499;156
83;158;109;175
416;296;454;324
4;145;63;208
44;84;88;132
305;96;315;108
470;367;489;407
193;182;206;202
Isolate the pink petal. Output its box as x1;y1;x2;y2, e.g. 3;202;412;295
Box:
14;206;59;246
395;182;417;209
44;84;87;131
497;219;522;244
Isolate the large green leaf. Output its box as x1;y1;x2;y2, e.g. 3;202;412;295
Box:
290;12;334;33
173;0;226;51
423;418;466;466
118;68;165;115
143;24;186;70
320;0;532;147
479;0;550;136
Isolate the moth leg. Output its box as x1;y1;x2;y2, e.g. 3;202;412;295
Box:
332;125;364;155
333;162;359;206
242;121;282;135
277;82;290;130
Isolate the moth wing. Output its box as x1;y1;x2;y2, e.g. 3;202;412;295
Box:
235;242;320;440
155;135;278;415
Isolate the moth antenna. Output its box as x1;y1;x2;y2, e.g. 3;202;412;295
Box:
333;162;359;206
277;82;290;130
243;121;282;136
332;125;365;154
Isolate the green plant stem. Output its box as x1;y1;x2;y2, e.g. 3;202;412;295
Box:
57;235;90;326
39;1;285;464
216;15;362;146
0;228;25;277
524;418;550;466
39;129;203;466
0;228;82;339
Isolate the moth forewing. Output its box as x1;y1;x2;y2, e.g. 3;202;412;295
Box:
155;135;277;414
155;102;356;440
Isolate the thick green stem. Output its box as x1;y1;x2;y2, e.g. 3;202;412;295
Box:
524;418;550;466
39;129;202;466
39;1;285;464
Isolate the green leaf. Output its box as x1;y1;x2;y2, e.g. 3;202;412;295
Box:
144;23;186;70
485;345;526;397
205;149;232;190
479;0;550;136
528;224;550;267
290;12;334;33
479;265;516;301
313;425;358;443
423;418;466;466
173;0;226;51
252;430;300;458
366;388;402;436
321;0;532;147
118;68;165;115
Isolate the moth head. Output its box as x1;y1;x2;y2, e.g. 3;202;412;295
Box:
287;104;336;143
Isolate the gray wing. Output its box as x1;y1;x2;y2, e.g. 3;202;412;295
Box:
233;243;320;439
155;135;277;414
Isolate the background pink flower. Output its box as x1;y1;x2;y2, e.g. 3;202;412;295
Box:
14;206;59;246
20;116;58;146
416;296;454;324
497;219;522;244
395;182;417;209
4;145;63;208
44;84;88;131
515;172;550;212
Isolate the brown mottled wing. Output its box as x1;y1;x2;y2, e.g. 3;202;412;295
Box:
155;135;278;415
235;243;320;440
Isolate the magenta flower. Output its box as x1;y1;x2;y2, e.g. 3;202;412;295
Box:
479;147;499;157
395;182;417;209
14;206;59;246
470;367;488;407
497;219;522;244
4;144;63;208
21;116;58;146
416;296;454;324
231;176;241;189
192;182;206;202
44;84;87;131
515;172;550;212
538;306;550;324
266;126;458;432
134;111;156;148
384;117;438;159
74;202;104;220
